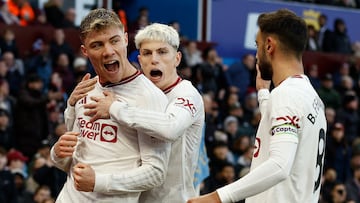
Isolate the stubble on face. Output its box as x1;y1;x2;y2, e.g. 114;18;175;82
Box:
256;32;273;81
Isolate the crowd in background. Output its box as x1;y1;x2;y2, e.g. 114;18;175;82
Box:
0;0;360;202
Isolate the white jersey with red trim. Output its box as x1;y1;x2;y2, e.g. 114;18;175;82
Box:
51;73;171;203
109;79;205;202
217;75;326;203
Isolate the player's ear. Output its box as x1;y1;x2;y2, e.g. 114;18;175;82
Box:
81;45;88;57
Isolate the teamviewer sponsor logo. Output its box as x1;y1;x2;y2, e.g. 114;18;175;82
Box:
78;117;117;143
100;124;117;143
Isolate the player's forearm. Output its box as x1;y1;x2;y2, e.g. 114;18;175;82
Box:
50;147;72;173
217;140;298;202
110;101;194;142
93;164;166;194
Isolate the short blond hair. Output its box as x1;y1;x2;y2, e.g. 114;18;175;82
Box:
135;23;179;50
79;8;124;43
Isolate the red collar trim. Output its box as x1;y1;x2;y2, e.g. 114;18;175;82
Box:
104;70;142;87
163;77;182;94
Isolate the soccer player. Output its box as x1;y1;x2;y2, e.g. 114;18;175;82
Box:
50;8;171;202
68;23;206;202
187;9;327;203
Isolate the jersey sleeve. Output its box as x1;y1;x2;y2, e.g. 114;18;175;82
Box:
64;102;76;131
93;132;171;194
50;102;77;172
257;89;270;114
217;137;298;202
109;94;202;142
50;146;72;173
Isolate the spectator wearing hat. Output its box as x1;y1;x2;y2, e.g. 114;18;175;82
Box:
0;146;17;203
336;91;360;145
7;149;28;178
317;73;342;110
324;122;352;183
72;56;89;84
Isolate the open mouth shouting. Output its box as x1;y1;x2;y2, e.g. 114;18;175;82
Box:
104;60;119;73
149;69;163;82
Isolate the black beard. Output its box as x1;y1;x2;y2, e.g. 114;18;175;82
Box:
258;60;273;80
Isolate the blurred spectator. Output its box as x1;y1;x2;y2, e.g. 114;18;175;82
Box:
226;53;256;102
6;0;35;26
201;160;235;195
0;79;16;125
317;73;342;109
328;18;353;54
321;167;338;203
62;7;76;28
31;8;49;26
325;106;337;131
345;154;360;203
169;20;187;42
306;24;320;51
318;13;332;52
112;0;127;31
183;41;203;68
325;122;352;182
25;38;52;93
307;64;321;89
31;140;66;198
13;74;49;159
336;75;355;100
128;6;149;34
333;62;351;88
203;93;222;152
49;28;74;67
235;144;253;175
0;107;13;150
0;28;19;57
72;56;88;84
0;146;17;203
43;0;64;28
47;71;67;112
0;0;20;25
52;53;75;95
328;182;353;203
7;149;28;178
32;185;52;203
13;168;32;203
242;91;258;124
195;47;229;99
2;51;25;97
231;135;252;159
223;115;240;150
336;92;360;145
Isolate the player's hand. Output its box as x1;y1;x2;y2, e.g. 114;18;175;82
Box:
68;73;97;106
83;91;116;122
73;163;95;192
53;132;79;158
187;192;222;203
255;64;271;91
